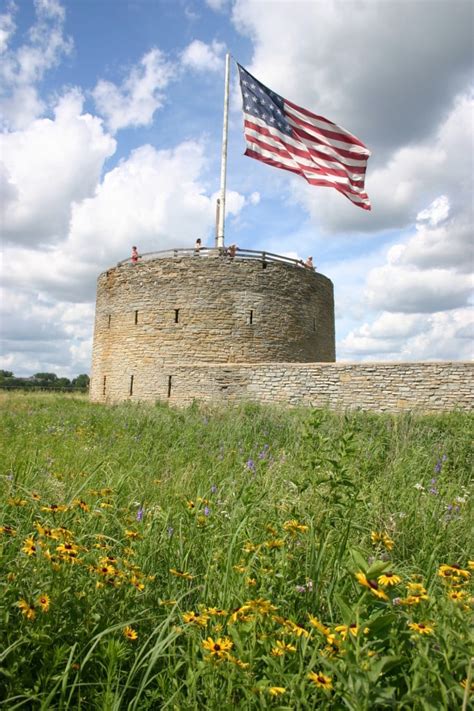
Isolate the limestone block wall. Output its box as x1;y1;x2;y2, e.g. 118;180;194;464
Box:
89;256;335;401
91;362;472;413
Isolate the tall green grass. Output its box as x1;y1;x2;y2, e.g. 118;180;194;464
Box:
0;392;472;709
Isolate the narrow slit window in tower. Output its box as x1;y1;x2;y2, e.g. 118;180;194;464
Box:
167;375;172;398
313;317;316;332
174;309;179;323
129;375;134;396
134;310;138;325
249;309;254;325
108;314;111;328
102;375;107;395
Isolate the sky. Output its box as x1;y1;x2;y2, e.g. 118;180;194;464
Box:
0;0;473;377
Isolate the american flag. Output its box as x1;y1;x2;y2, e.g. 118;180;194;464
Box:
237;64;371;210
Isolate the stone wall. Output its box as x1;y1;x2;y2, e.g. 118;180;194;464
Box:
92;361;473;413
90;256;335;401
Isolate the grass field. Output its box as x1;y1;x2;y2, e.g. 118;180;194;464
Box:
0;392;473;710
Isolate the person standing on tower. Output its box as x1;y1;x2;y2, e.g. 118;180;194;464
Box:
131;246;140;264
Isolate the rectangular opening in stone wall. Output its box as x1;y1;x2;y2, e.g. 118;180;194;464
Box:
174;309;179;323
313;317;316;332
167;375;172;398
102;375;106;395
129;375;134;396
262;261;267;269
134;310;138;325
108;314;111;328
249;309;254;325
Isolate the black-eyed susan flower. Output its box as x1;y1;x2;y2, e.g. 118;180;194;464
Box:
0;524;16;536
169;568;194;580
182;610;209;627
18;599;36;620
8;497;27;506
448;590;466;602
438;564;470;580
283;519;308;535
31;492;41;501
460;678;474;694
202;636;233;659
242;541;260;553
130;574;145;591
37;594;50;612
378;572;401;587
308;615;330;636
408;621;434;635
271;640;296;656
41;503;68;513
242;598;277;616
335;623;359;640
233;564;247;573
22;536;38;556
124;529;140;539
265;539;284;549
268;687;286;696
467;561;474;570
355;572;389;601
123;626;138;640
308;671;333;690
56;542;79;561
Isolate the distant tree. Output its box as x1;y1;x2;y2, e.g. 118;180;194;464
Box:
34;373;58;382
0;370;13;379
56;377;72;388
72;374;90;389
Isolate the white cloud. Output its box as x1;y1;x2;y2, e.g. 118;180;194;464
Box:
0;5;16;54
417;195;450;227
180;39;225;72
205;0;229;11
0;0;73;128
249;191;260;205
0;90;116;246
92;48;175;133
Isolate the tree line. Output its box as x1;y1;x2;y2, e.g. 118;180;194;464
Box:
0;371;90;391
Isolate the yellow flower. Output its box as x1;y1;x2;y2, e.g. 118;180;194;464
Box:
242;598;277;616
123;626;138;640
182;611;209;627
438;564;470;580
73;499;89;512
169;568;194;580
308;671;333;690
448;590;466;602
22;536;38;556
233;564;247;573
335;623;359;640
308;615;330;636
202;636;233;659
268;687;286;696
125;529;140;539
56;542;79;560
246;577;257;586
18;599;36;620
37;594;50;612
265;539;284;549
378;572;401;587
0;524;16;536
283;519;308;535
467;561;474;570
40;503;68;513
408;621;434;635
242;541;259;553
382;534;394;551
31;492;41;501
271;640;296;656
460;678;474;694
130;575;145;591
8;497;27;506
355;572;389;601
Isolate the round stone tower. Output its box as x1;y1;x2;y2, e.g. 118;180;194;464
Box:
89;251;335;403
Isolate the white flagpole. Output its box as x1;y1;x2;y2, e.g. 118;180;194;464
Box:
216;53;230;250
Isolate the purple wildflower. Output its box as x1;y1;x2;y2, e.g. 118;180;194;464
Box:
434;459;442;473
246;459;256;472
210;484;217;494
204;506;210;517
136;506;144;522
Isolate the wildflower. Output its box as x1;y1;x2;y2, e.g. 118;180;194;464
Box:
202;636;233;659
56;542;79;560
210;484;217;494
130;574;145;591
186;500;195;510
468;561;474;570
246;459;256;472
271;640;297;656
31;493;41;501
169;568;194;580
229;656;249;669
8;497;27;506
242;598;277;616
41;503;68;513
460;678;474;694
203;506;210;517
408;621;434;635
0;524;16;536
18;599;36;620
136;507;144;522
308;615;330;635
378;572;401;587
268;687;286;696
123;626;138;640
37;594;50;612
266;539;284;549
308;671;333;690
22;536;38;556
125;529;140;539
242;541;259;553
182;611;209;627
283;519;308;535
96;563;117;576
73;499;89;512
233;564;246;573
335;623;359;640
355;572;389;601
438;564;470;580
414;483;425;492
204;607;228;617
448;590;466;602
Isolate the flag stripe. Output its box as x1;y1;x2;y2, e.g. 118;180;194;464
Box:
238;63;371;210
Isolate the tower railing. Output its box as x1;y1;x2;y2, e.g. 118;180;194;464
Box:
117;247;313;270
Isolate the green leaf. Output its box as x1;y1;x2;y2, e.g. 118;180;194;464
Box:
350;547;369;573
